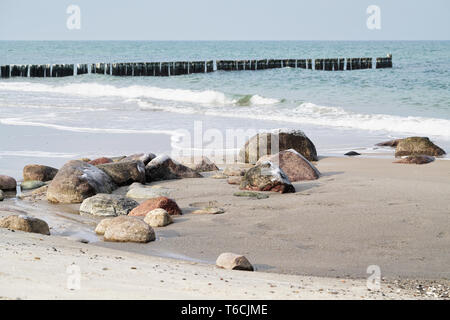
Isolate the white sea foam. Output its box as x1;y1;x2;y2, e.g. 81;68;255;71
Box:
0;150;76;158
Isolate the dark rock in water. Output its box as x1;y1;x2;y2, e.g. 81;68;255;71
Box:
129;196;182;216
80;194;139;217
239;129;318;163
21;180;46;190
0;175;17;191
145;155;202;181
394;155;435;165
233;191;269;199
376;139;402;147
240;162;295;194
256;149;320;181
0;215;50;235
47;160;116;204
345;151;361;156
395;137;446;157
23;164;58;182
120;153;156;166
88;157;113;165
96;160;146;186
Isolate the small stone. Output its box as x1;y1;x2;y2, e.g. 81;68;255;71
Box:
216;252;254;271
344;151;361;156
129;196;182;216
21;180;46;190
100;216;155;243
144;208;173;227
191;207;225;215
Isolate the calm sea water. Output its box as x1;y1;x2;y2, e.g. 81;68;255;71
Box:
0;41;449;177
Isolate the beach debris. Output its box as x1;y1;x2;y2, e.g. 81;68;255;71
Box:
178;156;219;172
239;129;318;164
129;196;182;216
145;155;202;181
120;153;156;166
97;216;155;243
0;175;17;191
47;160;116;204
0;215;50;235
375;139;402;147
394;155;435;165
144;208;173;227
80;194;139;217
233;191;269;199
20;180;46;191
240;161;295;193
395;137;446;157
344;151;361;156
23;164;58;182
216;253;254;271
96;160;146;186
88;157;113;165
126;184;172;200
227;176;242;185
191;207;225;215
256;149;320;181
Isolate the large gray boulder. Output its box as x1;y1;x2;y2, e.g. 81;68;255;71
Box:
100;216;155;243
96;160;146;186
240;161;295;193
395;137;446;157
145;155;202;181
47;160;116;204
80;194;139;217
239;129;318;163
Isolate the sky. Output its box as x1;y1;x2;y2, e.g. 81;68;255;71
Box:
0;0;449;40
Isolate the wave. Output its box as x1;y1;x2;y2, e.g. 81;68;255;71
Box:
0;118;181;137
0;150;76;158
0;81;279;106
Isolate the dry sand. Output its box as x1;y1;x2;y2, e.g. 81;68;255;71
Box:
1;157;449;299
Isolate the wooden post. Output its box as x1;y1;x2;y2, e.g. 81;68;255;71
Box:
338;58;345;71
315;59;324;71
206;60;214;73
257;59;267;70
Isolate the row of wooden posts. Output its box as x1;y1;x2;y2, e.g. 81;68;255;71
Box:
0;55;392;78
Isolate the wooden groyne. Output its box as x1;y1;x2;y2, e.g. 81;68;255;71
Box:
0;55;392;78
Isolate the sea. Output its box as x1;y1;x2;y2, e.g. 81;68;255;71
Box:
0;41;449;178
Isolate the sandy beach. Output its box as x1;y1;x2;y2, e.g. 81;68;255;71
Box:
1;156;449;299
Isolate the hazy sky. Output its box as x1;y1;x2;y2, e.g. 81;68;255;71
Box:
0;0;449;40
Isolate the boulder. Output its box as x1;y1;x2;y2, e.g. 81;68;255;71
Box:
120;153;156;166
179;156;219;172
240;162;295;193
223;166;247;176
96;160;146;186
80;194;139;217
23;164;58;182
395;137;446;157
47;160;116;204
143;208;173;227
88;157;113;165
216;253;254;271
129;196;182;216
145;155;202;181
126;184;172;200
394;155;435;165
0;175;16;191
101;216;155;243
0;215;50;235
239;129;318;163
21;180;46;190
376;139;402;147
95;217;114;235
256;149;320;182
